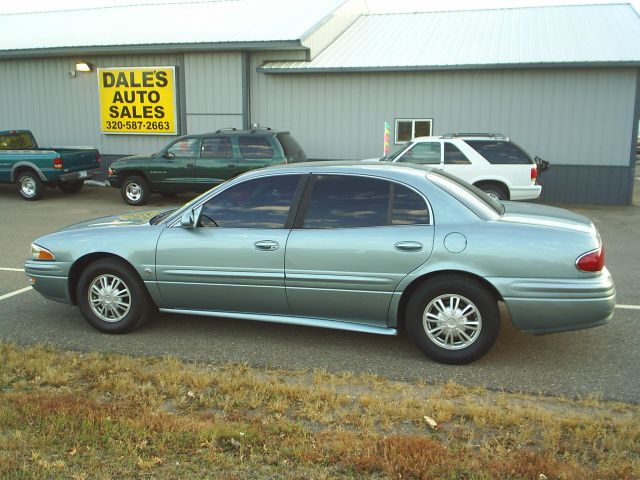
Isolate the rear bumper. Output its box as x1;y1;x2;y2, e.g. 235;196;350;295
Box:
492;268;616;334
59;168;101;183
509;184;542;201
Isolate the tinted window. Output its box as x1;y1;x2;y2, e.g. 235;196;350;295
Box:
201;137;232;158
238;136;275;159
200;175;300;228
276;132;305;160
168;138;200;158
392;185;429;225
466;140;532;165
303;176;390;229
399;142;441;165
444;142;471;165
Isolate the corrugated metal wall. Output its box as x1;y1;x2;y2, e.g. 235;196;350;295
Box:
250;64;636;166
0;52;244;155
183;52;243;133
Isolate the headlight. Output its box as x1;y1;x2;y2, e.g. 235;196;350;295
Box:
31;244;55;261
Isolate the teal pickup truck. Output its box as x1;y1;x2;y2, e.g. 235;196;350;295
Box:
0;130;101;200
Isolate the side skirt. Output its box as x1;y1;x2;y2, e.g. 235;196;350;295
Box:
159;308;398;336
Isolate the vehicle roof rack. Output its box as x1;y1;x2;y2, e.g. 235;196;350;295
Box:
213;127;238;134
440;132;508;140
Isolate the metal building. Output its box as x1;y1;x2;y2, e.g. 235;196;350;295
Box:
0;0;639;204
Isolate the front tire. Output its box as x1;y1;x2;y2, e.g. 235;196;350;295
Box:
121;175;151;206
77;259;152;333
17;171;45;201
406;275;500;364
59;180;84;194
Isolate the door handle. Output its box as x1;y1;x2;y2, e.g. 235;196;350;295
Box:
394;241;423;252
227;163;235;168
254;240;280;251
186;163;194;168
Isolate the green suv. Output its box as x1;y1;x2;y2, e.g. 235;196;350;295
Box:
107;128;307;205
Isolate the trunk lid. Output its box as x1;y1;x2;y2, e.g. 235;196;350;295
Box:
499;201;596;234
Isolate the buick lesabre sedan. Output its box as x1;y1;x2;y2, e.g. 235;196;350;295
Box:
25;162;615;364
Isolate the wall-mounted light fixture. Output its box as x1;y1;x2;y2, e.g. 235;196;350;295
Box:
75;61;93;72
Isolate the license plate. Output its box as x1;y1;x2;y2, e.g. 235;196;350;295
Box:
78;170;88;179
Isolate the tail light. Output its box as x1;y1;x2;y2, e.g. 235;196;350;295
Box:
576;246;605;272
530;166;537;181
96;153;102;164
53;157;63;170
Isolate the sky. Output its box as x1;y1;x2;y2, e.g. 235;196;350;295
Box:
0;0;638;14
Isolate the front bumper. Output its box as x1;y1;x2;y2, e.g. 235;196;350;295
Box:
59;168;101;183
493;268;616;334
24;260;72;304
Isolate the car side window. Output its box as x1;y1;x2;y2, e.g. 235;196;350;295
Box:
465;140;532;164
238;136;275;159
167;138;200;158
444;142;471;165
199;175;301;228
302;175;390;228
391;184;430;225
399;142;441;164
201;137;232;158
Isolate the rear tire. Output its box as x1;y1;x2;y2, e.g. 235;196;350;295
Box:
477;182;508;201
59;180;84;194
17;171;45;201
406;275;500;364
121;175;151;206
77;259;152;333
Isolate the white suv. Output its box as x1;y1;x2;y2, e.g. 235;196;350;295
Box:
378;133;547;200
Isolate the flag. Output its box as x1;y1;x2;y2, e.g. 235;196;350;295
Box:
383;121;390;156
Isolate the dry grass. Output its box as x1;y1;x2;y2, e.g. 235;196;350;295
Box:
0;341;638;479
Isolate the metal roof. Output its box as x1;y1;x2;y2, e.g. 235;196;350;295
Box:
259;3;640;72
0;0;348;57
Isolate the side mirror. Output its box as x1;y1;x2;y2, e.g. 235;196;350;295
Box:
163;151;175;159
180;206;202;228
180;210;195;228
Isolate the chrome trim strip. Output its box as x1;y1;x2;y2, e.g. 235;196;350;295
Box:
159;308;398;336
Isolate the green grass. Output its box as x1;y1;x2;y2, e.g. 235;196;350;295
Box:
0;341;638;479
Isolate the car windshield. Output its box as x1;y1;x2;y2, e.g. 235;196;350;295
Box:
427;170;505;217
382;143;409;161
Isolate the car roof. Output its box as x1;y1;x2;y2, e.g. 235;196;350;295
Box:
171;128;286;142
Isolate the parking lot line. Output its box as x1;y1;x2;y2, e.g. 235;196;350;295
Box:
0;267;24;272
0;286;32;301
615;304;640;310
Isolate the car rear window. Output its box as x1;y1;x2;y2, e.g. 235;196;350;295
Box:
428;170;504;218
275;132;304;159
465;140;533;165
0;132;37;150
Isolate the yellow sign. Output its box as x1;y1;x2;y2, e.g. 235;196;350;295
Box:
98;66;177;135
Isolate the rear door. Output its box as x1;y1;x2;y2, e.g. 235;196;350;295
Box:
195;136;236;190
285;174;434;327
148;137;199;191
236;135;282;175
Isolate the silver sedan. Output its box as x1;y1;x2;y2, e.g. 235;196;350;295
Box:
25;162;615;364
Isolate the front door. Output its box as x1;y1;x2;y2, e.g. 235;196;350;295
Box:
285;174;434;327
155;174;303;314
148;137;199;191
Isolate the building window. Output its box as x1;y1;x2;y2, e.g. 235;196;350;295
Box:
395;119;432;144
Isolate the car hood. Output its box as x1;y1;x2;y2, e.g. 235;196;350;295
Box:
499;201;596;234
111;153;152;165
56;210;166;232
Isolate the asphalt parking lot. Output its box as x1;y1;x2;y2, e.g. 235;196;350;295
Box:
1;182;639;403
